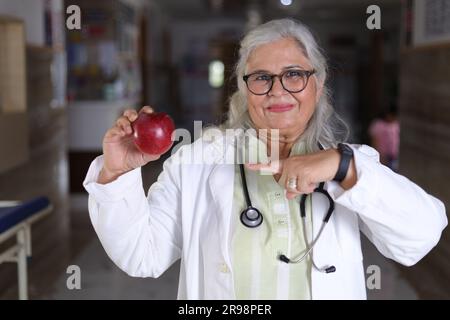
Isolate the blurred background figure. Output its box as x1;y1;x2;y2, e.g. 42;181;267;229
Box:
369;105;400;171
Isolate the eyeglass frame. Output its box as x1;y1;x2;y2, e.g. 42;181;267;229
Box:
242;69;316;95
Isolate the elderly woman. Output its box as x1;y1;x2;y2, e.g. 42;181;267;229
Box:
83;19;447;299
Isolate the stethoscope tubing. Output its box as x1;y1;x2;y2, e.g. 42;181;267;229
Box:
238;141;337;273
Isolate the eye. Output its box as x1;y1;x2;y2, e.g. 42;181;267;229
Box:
253;74;272;81
285;70;304;78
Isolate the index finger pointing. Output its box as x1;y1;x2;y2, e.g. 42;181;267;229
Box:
245;159;283;174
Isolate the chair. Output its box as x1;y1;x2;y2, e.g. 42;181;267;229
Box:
0;197;52;300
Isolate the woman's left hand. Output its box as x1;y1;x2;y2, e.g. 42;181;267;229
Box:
245;148;353;199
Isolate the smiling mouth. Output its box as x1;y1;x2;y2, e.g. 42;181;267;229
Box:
267;104;295;113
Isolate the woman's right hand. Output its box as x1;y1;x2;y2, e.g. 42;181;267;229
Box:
98;106;161;184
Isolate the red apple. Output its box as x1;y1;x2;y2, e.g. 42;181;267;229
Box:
132;112;175;155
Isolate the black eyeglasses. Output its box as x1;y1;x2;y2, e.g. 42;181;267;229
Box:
243;69;316;95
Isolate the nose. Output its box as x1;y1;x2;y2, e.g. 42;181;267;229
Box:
269;76;287;96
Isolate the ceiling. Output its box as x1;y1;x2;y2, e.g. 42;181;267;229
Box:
152;0;401;21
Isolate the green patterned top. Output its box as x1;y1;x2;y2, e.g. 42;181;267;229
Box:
231;133;313;300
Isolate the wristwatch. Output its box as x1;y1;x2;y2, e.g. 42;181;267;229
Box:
333;143;354;182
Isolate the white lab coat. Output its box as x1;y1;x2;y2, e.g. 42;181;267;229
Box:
83;134;447;300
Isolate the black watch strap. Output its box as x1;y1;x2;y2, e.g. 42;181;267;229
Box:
333;143;353;182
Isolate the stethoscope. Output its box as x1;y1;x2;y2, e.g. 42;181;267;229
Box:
239;142;336;273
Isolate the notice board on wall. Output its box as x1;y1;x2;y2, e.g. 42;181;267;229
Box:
413;0;450;47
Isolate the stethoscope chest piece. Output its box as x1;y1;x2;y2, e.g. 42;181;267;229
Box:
236;142;336;273
240;206;263;228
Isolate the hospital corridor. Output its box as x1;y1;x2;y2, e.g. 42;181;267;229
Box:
0;0;449;300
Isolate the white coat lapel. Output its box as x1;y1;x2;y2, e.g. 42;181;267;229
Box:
207;141;236;266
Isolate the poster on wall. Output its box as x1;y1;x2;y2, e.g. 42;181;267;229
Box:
413;0;450;46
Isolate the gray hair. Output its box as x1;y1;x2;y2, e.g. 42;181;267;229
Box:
222;18;349;152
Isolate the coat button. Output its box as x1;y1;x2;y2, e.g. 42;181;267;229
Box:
219;263;230;273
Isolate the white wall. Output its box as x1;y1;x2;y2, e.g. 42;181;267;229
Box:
68;99;137;151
